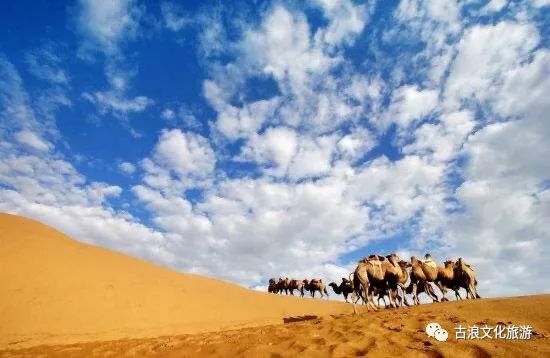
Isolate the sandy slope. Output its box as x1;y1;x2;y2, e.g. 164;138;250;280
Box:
2;296;549;357
0;213;348;349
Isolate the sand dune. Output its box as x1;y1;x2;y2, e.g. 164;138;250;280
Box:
2;295;549;357
1;213;549;357
0;213;348;349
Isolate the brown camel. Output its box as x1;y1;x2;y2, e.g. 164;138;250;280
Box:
454;258;481;299
268;278;278;293
384;254;412;307
351;255;390;313
409;254;440;305
328;278;353;302
287;279;304;296
276;278;287;294
303;279;329;299
435;260;463;301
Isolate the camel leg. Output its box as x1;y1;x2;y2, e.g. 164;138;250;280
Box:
389;287;399;308
453;288;462;300
377;295;384;307
368;288;379;311
425;282;439;302
411;282;419;305
468;284;477;299
436;281;448;302
399;284;410;306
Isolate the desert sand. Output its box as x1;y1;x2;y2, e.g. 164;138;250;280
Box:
1;213;549;357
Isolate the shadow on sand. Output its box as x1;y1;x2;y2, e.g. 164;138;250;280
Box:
283;315;318;324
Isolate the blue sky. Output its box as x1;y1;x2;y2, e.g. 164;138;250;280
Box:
1;0;549;296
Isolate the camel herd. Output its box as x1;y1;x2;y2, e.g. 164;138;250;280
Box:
268;254;480;313
268;278;329;298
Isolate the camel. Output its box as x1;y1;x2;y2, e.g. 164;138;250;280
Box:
287;279;304;296
268;278;278;293
351;254;400;313
303;279;329;299
435;260;463;301
328;278;353;302
276;278;288;295
409;254;440;305
454;258;481;299
384;254;412;307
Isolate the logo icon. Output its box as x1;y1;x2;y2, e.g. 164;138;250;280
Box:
425;322;449;342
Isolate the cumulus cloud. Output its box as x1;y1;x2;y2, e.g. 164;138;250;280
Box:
119;161;136;174
444;22;539;110
75;0;143;58
152;129;215;180
383;85;439;128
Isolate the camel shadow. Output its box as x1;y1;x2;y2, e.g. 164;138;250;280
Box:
283;315;318;324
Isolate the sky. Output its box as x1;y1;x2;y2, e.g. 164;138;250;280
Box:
1;0;549;297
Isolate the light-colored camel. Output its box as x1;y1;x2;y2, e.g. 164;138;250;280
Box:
303;279;329;299
384;254;412;307
409;254;440;305
454;258;481;299
287;279;304;296
435;260;463;301
328;278;353;302
351;255;390;313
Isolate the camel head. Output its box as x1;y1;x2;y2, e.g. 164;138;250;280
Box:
444;260;455;268
386;253;400;264
398;260;412;268
455;258;465;269
328;282;337;288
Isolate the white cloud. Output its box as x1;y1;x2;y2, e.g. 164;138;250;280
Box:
25;45;69;84
160;2;191;32
204;80;280;140
383;85;439;128
75;0;143;57
480;0;508;13
241;6;334;83
532;0;550;7
336;128;375;163
83;90;153;115
119;161;136;174
161;108;176;121
152;129;215;179
15;130;52;152
427;19;550;297
444;22;539;110
313;0;369;46
238;126;298;176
